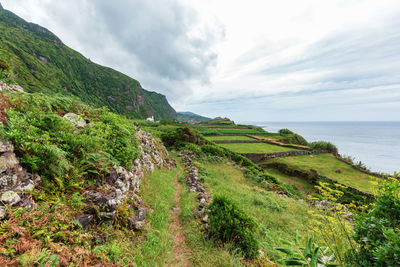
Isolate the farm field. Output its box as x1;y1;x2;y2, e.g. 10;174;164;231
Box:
260;154;378;194
219;142;298;153
199;161;343;262
205;135;256;141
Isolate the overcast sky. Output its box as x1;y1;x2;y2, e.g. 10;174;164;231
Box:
3;0;400;121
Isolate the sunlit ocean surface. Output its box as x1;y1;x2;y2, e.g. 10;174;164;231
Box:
242;121;400;174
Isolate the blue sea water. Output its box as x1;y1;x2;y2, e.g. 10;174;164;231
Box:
243;121;400;174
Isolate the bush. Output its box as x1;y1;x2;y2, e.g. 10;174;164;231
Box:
200;144;226;157
278;128;294;135
0;92;139;191
207;195;259;259
348;179;400;266
161;127;204;148
309;141;338;154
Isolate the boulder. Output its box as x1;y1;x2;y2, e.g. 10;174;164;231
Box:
76;214;93;229
0;141;13;153
1;191;21;206
0;206;5;219
0;152;19;173
63;113;87;129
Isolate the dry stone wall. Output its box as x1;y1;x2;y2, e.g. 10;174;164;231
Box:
242;150;329;162
179;151;210;227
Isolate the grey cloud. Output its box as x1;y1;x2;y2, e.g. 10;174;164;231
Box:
255;17;400;94
90;0;219;82
10;0;223;102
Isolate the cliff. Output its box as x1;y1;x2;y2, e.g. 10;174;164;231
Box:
0;7;176;120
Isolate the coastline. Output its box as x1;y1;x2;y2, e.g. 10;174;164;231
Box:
240;121;400;174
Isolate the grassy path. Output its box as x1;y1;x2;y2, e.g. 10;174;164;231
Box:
167;166;191;267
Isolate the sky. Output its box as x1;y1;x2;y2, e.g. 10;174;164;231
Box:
2;0;400;122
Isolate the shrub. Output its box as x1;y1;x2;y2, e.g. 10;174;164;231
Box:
278;128;294;135
309;141;338;154
207;195;259;259
0;92;139;191
348;179;400;266
161;127;203;148
201;144;226;157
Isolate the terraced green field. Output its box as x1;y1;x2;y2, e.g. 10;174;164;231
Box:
260;154;378;194
219;142;297;153
197;128;268;135
206;135;256;141
264;167;315;193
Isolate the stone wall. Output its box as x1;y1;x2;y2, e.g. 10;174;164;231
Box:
335;155;388;179
242;150;329;162
0;129;176;230
213;140;261;144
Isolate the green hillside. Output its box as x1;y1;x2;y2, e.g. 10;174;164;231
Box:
0;6;176;119
177;111;211;123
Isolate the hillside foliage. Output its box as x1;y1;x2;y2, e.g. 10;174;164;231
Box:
0;8;175;120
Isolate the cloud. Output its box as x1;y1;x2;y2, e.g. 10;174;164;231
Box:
2;0;400;121
2;0;223;101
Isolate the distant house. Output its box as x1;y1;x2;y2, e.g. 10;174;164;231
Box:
146;116;154;122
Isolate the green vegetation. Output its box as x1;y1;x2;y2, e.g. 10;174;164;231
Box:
197;128;267;135
276;233;337;267
199;161;318;261
179;176;245;266
219;142;297;153
309;141;338;154
128;167;177;265
206;135;256;141
349;179;400;266
177;111;211;123
0;91;139;192
208;195;259;259
0;8;175;119
261;154;378;194
264;167;316;194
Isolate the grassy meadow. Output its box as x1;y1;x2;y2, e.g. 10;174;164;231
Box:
205;135;257;141
198;160;344;262
219;142;298;153
260;154;378;194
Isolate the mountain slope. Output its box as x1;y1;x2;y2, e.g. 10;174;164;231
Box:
0;6;176;119
177;111;211;123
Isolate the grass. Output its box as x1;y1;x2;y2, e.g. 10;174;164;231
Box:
219;142;298;154
260;154;377;194
205;135;257;141
179;175;245;266
115;167;177;266
265;167;315;194
197;128;267;135
199;161;317;262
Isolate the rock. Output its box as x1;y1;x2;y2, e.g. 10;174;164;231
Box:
76;214;93;229
1;191;21;206
0;141;13;153
63;113;87;129
0;152;19;173
17;181;35;191
258;250;265;259
172;207;181;213
202;215;209;223
134;220;146;230
0;206;5;219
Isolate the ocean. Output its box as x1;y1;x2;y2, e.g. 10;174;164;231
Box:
243;121;400;174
